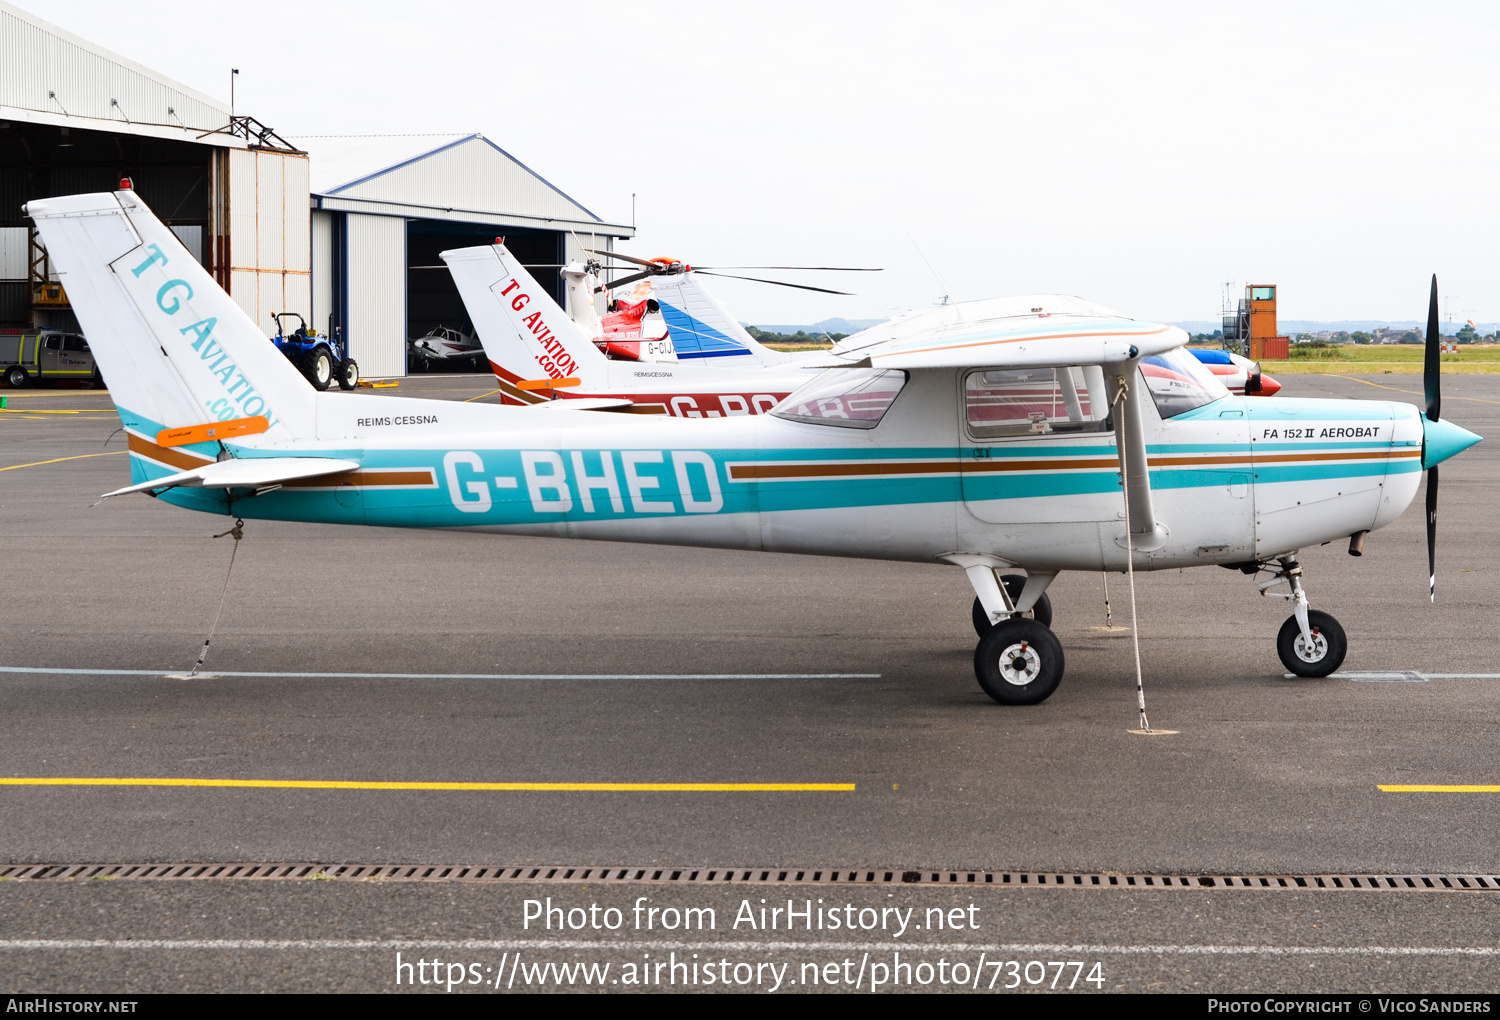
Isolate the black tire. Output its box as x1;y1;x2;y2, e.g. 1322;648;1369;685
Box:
6;365;28;388
971;574;1053;636
307;349;334;391
1276;610;1347;678
337;358;360;390
90;369;106;390
974;617;1065;705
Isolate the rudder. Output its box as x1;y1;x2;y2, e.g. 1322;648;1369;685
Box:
442;243;611;403
26;191;316;440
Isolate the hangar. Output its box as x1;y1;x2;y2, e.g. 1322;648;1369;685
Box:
294;134;632;378
0;0;632;377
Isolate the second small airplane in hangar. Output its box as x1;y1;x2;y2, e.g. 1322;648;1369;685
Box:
31;190;1481;704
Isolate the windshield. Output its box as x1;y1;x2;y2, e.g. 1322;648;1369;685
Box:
1141;347;1230;419
771;368;908;429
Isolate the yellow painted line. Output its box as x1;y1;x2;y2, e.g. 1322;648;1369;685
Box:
0;451;126;472
0;777;855;792
1338;377;1500;405
463;388;504;402
1379;784;1500;793
0;408;97;414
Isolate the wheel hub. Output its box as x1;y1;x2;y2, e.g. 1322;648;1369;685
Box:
997;641;1042;686
1293;628;1328;663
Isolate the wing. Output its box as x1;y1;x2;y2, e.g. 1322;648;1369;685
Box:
802;318;1186;370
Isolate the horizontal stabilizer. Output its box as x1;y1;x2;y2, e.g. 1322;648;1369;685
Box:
102;457;359;499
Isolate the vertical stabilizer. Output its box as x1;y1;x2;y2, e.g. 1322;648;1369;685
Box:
443;243;611;403
26;191;316;439
650;272;792;367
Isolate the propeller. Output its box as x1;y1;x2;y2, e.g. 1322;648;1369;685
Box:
1424;274;1440;603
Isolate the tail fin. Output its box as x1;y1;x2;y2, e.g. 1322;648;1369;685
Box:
649;272;791;367
26;191;316;439
442;243;611;403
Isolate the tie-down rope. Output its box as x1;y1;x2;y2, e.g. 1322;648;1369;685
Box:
188;518;244;678
1112;377;1152;733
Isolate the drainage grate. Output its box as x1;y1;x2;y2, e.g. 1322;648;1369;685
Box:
1;864;1496;890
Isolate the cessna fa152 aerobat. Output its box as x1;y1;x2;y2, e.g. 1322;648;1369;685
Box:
29;190;1481;705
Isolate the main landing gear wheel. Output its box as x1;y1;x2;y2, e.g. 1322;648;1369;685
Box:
974;618;1065;706
1276;610;1347;678
307;350;334;391
971;574;1053;636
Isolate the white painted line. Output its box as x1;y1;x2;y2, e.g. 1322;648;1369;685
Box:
0;666;879;681
0;938;1495;957
1337;671;1428;682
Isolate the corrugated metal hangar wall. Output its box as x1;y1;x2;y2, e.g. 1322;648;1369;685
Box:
0;2;310;340
2;2;633;378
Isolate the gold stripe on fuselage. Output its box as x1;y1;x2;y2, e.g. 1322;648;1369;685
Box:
734;447;1417;482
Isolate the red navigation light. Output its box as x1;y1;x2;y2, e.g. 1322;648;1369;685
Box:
495;236;505;245
119;177;134;190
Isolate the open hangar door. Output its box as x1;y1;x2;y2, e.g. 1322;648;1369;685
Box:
405;220;563;374
0;122;213;331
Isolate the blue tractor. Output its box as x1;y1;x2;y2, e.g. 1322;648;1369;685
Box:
270;313;359;391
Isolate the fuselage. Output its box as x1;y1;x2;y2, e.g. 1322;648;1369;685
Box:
129;369;1423;573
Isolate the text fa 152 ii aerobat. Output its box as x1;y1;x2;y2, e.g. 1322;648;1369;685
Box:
28;190;1480;704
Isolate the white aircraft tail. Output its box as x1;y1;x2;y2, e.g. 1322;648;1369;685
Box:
25;191;317;441
649;272;792;367
442;243;611;404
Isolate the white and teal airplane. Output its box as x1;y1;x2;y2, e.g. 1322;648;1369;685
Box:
28;190;1481;705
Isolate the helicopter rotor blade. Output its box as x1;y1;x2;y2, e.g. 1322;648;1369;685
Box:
581;248;662;269
692;271;854;296
693;266;882;272
601;270;654;291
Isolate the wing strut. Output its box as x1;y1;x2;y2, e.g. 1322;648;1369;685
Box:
1109;365;1173;736
1108;366;1158;540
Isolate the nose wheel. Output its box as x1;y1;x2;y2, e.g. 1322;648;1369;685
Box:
1277;610;1347;677
1261;557;1348;678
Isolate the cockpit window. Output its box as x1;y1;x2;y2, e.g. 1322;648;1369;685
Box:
1141;347;1230;419
771;368;908;429
964;366;1111;438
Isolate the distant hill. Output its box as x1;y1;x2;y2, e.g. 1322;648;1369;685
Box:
747;318;887;336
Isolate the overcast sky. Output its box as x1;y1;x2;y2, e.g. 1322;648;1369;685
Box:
25;1;1500;325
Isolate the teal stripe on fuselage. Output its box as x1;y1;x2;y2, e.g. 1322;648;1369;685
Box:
117;403;1411;530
